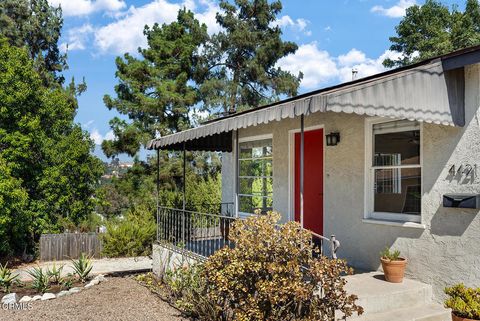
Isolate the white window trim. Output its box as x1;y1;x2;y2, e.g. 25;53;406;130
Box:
237;133;273;217
364;117;423;224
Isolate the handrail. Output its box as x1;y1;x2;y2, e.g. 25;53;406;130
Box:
158;206;234;220
157;206;340;259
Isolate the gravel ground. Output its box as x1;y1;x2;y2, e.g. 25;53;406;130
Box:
0;276;187;321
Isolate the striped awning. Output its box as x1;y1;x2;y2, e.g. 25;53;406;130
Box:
148;59;465;151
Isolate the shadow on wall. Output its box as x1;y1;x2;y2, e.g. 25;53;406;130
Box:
430;207;477;236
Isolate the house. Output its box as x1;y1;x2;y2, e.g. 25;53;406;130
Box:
147;45;480;302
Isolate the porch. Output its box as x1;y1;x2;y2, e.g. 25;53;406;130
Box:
155;205;340;260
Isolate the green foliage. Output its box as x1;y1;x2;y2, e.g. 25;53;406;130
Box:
165;265;221;320
0;156;29;257
385;0;480;67
380;247;401;261
27;266;50;293
445;284;480;319
46;262;64;284
103;1;301;157
101;205;156;257
0;0;66;86
103;9;207;157
0;262;19;293
199;0;302;114
71;253;93;283
60;274;75;290
201;212;363;321
0;40;103;256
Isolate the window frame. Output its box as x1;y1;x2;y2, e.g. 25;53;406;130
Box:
237;134;273;217
364;118;423;224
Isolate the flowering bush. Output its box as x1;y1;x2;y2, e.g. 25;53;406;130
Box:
202;212;363;321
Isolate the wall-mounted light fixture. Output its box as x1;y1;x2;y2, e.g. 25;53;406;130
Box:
326;132;340;146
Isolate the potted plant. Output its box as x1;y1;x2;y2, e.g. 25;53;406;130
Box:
445;284;480;321
380;247;407;283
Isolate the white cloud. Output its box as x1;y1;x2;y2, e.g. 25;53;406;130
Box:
60;24;95;52
93;0;220;55
90;129;115;145
338;49;367;66
371;0;416;18
49;0;126;17
274;15;311;35
277;42;339;89
82;119;95;128
338;50;402;82
90;129;104;145
278;42;404;89
105;130;115;141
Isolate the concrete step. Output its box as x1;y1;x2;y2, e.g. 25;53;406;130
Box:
349;304;451;321
345;272;433;314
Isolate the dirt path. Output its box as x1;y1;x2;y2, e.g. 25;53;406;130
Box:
0;276;187;321
14;257;152;281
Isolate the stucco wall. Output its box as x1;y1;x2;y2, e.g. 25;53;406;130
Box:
221;64;480;301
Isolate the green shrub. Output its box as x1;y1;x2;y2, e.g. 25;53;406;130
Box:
445;284;480;320
27;266;50;293
164;264;219;320
380;247;401;261
60;273;75;290
71;253;93;283
101;205;156;257
46;262;64;284
201;212;364;321
0;262;19;293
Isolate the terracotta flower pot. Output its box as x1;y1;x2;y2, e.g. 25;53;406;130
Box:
380;257;407;283
452;312;480;321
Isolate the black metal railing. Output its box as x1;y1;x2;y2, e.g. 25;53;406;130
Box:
157;206;236;258
157;206;340;259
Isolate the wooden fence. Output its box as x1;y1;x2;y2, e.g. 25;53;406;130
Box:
39;233;103;261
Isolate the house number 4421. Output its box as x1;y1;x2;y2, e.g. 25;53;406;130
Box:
448;164;477;176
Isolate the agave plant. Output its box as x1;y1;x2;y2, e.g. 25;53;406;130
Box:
71;253;93;283
27;266;50;294
47;262;64;284
0;262;19;293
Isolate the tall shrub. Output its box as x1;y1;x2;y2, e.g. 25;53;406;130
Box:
101;205;156;257
202;212;363;321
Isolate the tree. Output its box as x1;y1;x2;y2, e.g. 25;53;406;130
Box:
384;0;480;67
199;0;302;114
103;9;208;157
0;40;103;255
0;0;66;86
0;156;29;257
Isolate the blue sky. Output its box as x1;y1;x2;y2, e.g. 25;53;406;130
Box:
52;0;464;160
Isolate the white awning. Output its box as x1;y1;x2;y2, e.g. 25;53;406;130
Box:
148;59;465;150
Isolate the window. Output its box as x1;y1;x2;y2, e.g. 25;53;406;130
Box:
367;120;421;222
238;137;273;215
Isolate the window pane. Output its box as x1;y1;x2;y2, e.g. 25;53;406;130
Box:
374;168;421;214
239;195;273;214
239;159;272;177
373;128;420;166
239;177;273;196
239;139;272;159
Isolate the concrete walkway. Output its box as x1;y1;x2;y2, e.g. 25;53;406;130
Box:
14;256;152;281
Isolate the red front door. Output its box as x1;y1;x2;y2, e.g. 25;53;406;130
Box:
294;128;324;235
